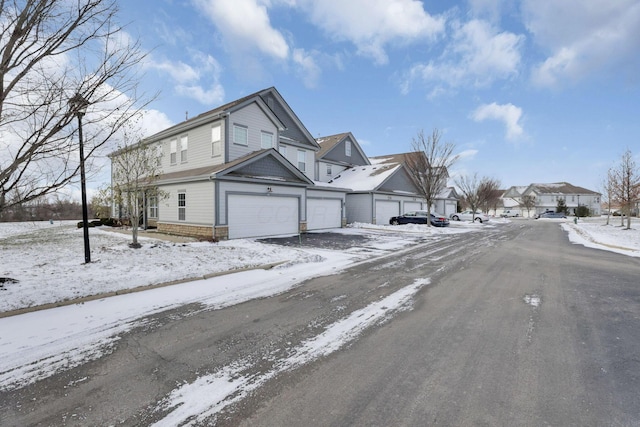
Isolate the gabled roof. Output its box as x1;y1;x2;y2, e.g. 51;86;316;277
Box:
259;87;320;151
370;152;425;166
316;132;370;165
156;149;312;185
323;163;403;192
141;88;286;144
524;182;600;195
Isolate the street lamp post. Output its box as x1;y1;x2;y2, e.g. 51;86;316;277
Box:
69;93;91;263
577;194;580;218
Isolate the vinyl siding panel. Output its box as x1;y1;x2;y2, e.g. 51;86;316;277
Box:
158;182;214;225
158;119;225;174
228;103;279;162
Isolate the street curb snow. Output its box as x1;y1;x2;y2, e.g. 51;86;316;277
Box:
0;261;287;319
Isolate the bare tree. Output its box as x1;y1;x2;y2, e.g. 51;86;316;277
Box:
111;125;164;248
0;0;152;218
611;149;639;230
599;168;616;225
455;174;500;221
404;129;459;226
478;178;502;214
519;194;536;218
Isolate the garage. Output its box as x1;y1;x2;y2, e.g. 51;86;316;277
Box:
228;195;299;239
403;202;422;213
375;200;400;225
307;198;342;230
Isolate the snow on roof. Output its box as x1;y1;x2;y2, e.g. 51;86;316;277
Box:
323;163;401;191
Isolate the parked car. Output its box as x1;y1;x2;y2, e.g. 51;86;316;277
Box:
500;209;520;218
449;210;491;223
389;211;450;227
536;211;567;219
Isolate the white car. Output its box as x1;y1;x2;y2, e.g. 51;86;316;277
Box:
500;209;520;218
449;210;491;223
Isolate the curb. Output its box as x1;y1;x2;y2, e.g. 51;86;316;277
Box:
0;261;287;319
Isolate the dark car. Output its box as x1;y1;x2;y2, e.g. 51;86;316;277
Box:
536;211;567;219
389;210;450;227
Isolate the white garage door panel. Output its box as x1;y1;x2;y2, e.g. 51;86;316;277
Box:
403;202;422;213
375;200;400;225
228;195;298;239
307;199;341;230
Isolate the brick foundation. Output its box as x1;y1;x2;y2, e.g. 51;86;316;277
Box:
157;223;213;240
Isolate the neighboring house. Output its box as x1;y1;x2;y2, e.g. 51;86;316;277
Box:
517;182;601;216
499;186;529;217
111;87;346;240
434;187;459;217
315;132;370;181
369;152;457;217
323;160;426;225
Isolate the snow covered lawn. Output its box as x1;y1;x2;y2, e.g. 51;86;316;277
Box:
0;216;638;420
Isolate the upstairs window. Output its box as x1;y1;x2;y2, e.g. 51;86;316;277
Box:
233;124;248;145
345;140;352;157
261;131;274;149
326;164;332;176
279;145;287;156
180;135;188;162
211;125;221;156
297;150;306;172
170;139;177;164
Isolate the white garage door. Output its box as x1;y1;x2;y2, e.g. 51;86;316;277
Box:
307;199;342;230
403;202;422;213
228;195;299;239
375;200;401;225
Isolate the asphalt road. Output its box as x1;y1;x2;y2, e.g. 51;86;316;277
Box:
2;221;639;426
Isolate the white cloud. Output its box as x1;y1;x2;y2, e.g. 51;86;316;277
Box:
402;19;523;93
145;52;225;106
523;0;640;86
471;102;524;140
292;48;321;88
194;0;289;60
297;0;445;64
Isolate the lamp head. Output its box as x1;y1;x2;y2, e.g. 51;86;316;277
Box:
69;93;89;117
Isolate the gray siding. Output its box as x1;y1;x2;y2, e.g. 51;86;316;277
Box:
378;169;418;193
158;182;214;225
232;155;301;181
324;136;368;166
157;119;225;174
227;103;279;162
262;92;312;148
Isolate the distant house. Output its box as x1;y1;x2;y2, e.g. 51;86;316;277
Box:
500;182;601;217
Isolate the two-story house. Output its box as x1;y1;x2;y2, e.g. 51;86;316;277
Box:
499;182;601;217
110;87;455;239
112;87;350;240
522;182;601;216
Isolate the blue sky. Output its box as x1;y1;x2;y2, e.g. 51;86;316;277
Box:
114;0;640;192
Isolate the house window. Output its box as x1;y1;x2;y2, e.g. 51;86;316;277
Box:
261;131;274;149
149;195;158;218
170;139;177;164
326;164;332;176
297;150;306;172
156;144;163;166
279;145;287;156
211;125;221;156
180;135;188;162
233;124;248;145
178;191;186;221
345;140;351;157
